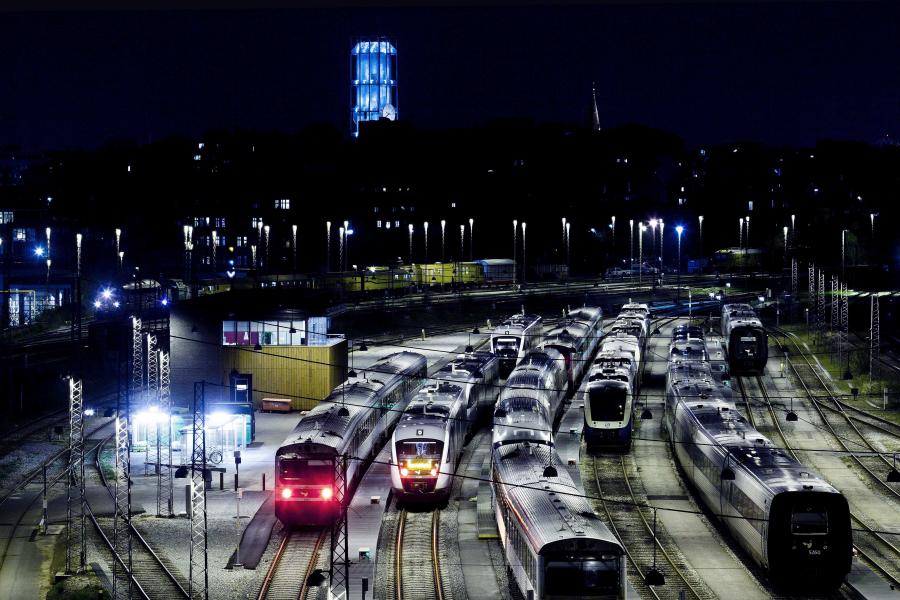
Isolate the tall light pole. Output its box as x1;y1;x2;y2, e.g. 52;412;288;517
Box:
738;217;744;253
512;220;518;285
698;215;704;274
649;218;658;261
211;230;217;271
325;221;331;272
338;226;344;273
565;221;571;272
115;227;121;263
783;226;789;270
291;224;298;271
791;214;796;245
521;222;527;285
659;219;665;268
441;220;446;263
423;221;429;264
561;217;567;259
638;223;646;284
263;224;270;268
745;215;750;248
611;215;616;248
676;225;683;304
343;220;349;271
469;218;474;260
408;223;414;264
629;219;634;271
45;227;51;260
841;229;847;280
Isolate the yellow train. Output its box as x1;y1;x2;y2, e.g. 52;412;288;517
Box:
323;260;514;293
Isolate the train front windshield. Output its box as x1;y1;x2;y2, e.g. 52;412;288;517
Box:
545;558;620;597
278;457;332;482
493;337;521;359
396;440;443;462
736;331;762;358
792;506;828;535
589;388;628;422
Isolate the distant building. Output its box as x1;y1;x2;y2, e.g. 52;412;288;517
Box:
351;38;398;137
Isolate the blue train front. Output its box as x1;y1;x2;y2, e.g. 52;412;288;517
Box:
584;377;634;450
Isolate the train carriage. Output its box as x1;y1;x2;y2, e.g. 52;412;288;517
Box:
491;313;544;377
664;356;851;589
540;307;603;393
274;351;427;526
493;444;626;599
721;303;768;374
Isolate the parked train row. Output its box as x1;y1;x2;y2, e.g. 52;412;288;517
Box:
664;313;852;589
491;306;628;599
583;302;650;450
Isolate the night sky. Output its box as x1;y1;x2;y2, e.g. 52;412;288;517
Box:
2;2;899;152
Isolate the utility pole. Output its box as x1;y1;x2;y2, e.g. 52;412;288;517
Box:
113;348;133;600
157;350;174;517
330;454;350;599
870;295;880;380
66;377;85;574
189;382;209;600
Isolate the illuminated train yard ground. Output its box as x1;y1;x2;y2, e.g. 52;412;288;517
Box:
2;277;899;600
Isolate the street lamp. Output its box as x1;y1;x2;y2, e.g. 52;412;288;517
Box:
565;222;571;271
698;215;704;274
291;224;298;271
649;218;658;260
408;223;414;264
343;220;349;271
676;225;684;304
638;222;646;284
841;229;847;280
469;218;474;260
326;221;331;272
738;217;744;252
423;221;429;264
521;222;527;285
611;215;616;248
45;227;51;260
783;226;789;265
629;219;634;271
659;219;665;268
745;215;750;248
441;219;447;263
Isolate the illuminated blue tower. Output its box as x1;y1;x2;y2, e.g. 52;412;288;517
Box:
351;38;398;137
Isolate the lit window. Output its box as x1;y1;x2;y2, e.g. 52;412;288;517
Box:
395;220;400;227
451;202;456;208
377;221;382;228
215;217;226;228
14;228;26;241
274;199;291;210
252;217;262;228
193;154;201;161
0;211;13;224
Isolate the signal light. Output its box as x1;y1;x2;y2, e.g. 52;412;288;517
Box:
400;468;409;477
281;488;292;499
321;487;333;500
430;468;437;476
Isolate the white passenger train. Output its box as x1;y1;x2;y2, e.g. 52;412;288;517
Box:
491;309;625;599
583;303;649;450
390;351;499;503
539;306;603;394
493;443;626;599
721;303;768;373
491;312;544;376
274;351;427;526
664;336;852;589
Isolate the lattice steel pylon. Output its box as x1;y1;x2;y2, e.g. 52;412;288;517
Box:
330;453;350;600
808;263;815;311
131;317;143;401
113;360;133;600
840;282;849;375
147;334;158;400
65;377;85;574
791;258;798;321
157;350;174;517
870;294;880;380
830;276;838;349
189;382;209;600
817;270;826;342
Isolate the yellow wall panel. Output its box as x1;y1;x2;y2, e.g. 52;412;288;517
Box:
222;340;348;411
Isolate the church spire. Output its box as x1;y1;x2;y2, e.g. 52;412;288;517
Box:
591;82;601;131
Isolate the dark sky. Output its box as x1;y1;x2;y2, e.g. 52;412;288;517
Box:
2;2;899;152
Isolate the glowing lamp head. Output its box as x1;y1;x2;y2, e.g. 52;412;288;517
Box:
281;487;292;499
161;298;169;306
430;468;437;477
112;301;120;308
400;467;409;477
676;226;684;235
93;301;101;309
101;289;112;300
34;246;44;257
320;486;333;500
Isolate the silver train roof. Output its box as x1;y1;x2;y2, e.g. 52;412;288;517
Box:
492;313;542;336
394;381;464;443
493;444;621;552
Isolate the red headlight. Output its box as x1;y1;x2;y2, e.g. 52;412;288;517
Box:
281;488;292;499
400;467;409;477
320;486;333;500
430;468;437;476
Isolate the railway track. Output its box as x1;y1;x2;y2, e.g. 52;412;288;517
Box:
89;436;190;600
0;418;116;575
257;529;327;600
587;455;713;600
762;334;900;589
395;509;444;600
